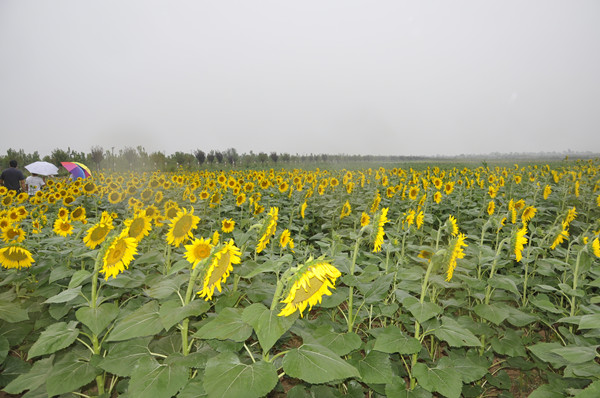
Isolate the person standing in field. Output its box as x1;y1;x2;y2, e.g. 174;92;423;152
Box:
25;172;45;195
0;160;26;193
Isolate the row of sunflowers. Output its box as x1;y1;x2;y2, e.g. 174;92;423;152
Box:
1;160;600;397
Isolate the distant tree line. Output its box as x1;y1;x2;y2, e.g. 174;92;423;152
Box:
3;146;595;173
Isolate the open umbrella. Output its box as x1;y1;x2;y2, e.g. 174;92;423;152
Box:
24;161;59;176
61;161;92;180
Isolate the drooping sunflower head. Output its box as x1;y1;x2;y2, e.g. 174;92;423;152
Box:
549;227;569;250
512;225;528;262
487;201;495;216
166;207;200;247
340;201;351;219
445;233;468;281
101;230;138;279
0;245;35;269
198;239;241;300
278;259;341;318
521;206;537;224
360;212;370;227
433;191;442;204
446;215;459;237
371;207;389;253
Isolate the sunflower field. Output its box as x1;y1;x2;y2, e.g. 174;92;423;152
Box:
1;160;600;398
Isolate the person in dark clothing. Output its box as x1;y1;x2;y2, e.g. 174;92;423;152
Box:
0;160;26;193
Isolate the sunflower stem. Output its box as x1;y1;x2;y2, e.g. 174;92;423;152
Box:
347;236;361;333
182;264;202;356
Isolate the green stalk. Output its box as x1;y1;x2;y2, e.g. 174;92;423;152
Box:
347;237;361;333
181;264;202;356
90;250;105;395
569;249;583;332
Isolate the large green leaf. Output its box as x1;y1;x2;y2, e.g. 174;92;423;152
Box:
159;299;210;331
46;350;101;396
128;358;189;398
68;269;92;288
473;303;509;325
0;300;29;323
440;354;488;384
144;274;187;299
204;352;278;398
528;342;569;368
579;314;600;329
574;379;600;398
98;337;153;377
413;362;462;398
194;307;252;342
406;300;443;324
551;345;599;364
282;343;360;384
0;335;8;363
106;301;163;342
242;303;297;353
28;321;79;359
306;326;362;356
76;302;119;335
3;356;53;394
43;286;82;304
434;317;481;347
349;350;394;384
373;325;422;355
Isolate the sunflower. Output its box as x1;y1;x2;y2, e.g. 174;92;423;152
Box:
57;207;69;220
416;210;424;229
513;226;528;262
2;196;12;207
550;228;569;250
593;238;600;258
107;191;122;204
154;191;164;204
372;207;389;253
184;237;213;268
62;195;75;206
53;217;74;237
563;207;577;228
0;245;35;269
521;206;537;224
83;212;115;249
221;218;235;233
212;230;220;245
543;185;552;200
279;229;293;249
166;207;200;247
487;201;495;216
100;231;138;279
144;205;160;220
300;201;307;219
165;204;180;219
1;226;25;243
71;206;87;222
124;212;153;242
198;240;241;300
278;261;341;318
408;186;419;201
433;191;442;204
446;233;468;281
370;191;381;213
340;201;351;219
236;193;246;206
360;212;370;227
256;207;279;254
447;215;459;237
444;182;454;195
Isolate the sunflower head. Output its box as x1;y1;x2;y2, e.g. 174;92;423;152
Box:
184;237;213;268
166;208;200;247
198;239;241;300
278;258;341;318
0;245;35;269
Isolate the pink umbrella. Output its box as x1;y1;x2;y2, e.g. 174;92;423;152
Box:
61;161;92;179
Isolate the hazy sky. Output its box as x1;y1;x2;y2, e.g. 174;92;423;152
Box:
1;1;599;158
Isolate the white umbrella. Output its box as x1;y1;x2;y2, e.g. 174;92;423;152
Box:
25;161;59;176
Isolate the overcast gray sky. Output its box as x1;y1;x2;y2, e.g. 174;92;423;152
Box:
1;1;599;158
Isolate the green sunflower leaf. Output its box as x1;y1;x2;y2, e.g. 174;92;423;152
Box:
282;343;360;384
194;307;252;342
46;350;101;397
0;299;29;323
434;317;481;347
348;350;394;384
413;362;462;398
98;337;153;377
242;303;297;354
106;301;163;342
128;357;189;398
373;325;422;354
204;352;278;398
3;356;53;395
76;302;119;335
159;299;211;331
27;321;79;359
